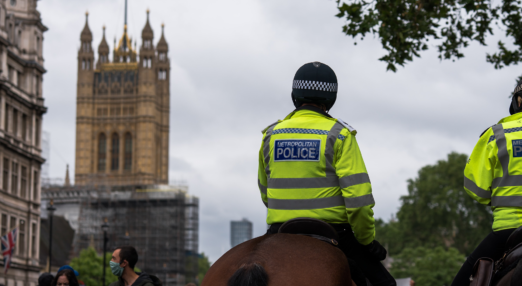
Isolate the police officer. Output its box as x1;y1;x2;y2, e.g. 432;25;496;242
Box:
452;81;522;285
258;62;396;286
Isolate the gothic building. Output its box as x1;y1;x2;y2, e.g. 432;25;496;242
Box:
0;0;47;284
75;10;170;187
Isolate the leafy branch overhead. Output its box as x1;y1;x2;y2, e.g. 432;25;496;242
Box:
336;0;522;71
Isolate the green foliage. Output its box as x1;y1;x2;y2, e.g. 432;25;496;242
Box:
197;252;211;284
390;246;465;285
375;218;404;256
335;0;522;71
70;247;118;286
395;152;492;256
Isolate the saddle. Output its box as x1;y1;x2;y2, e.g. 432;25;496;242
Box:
470;226;522;285
278;218;340;246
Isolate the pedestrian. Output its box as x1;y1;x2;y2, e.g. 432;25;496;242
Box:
258;61;395;286
451;80;522;285
109;246;162;286
51;269;79;286
57;265;79;277
38;273;54;286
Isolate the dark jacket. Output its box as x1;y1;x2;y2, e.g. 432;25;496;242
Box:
109;272;161;286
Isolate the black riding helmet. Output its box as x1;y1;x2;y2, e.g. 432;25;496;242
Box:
292;62;338;111
510;80;522;115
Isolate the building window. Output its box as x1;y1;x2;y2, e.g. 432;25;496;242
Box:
21;166;26;199
4;103;8;132
159;53;166;61
124;133;132;170
12;108;17;136
144;40;151;49
158;70;167;80
87;59;90;70
111;133;119;171
35;118;39;146
33;170;38;200
35;75;39;97
1;214;6;236
36;36;40;55
31;223;36;257
82;60;85;70
143;57;147;68
10;0;16;6
22;114;26;141
11;161;18;195
19;219;25;255
98;133;107;171
83;42;89;52
147;58;152;68
3;158;8;191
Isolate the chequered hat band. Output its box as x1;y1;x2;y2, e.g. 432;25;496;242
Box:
293;80;338;92
515;84;522;94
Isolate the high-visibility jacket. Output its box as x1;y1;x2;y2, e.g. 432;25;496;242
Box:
464;112;522;232
258;107;376;245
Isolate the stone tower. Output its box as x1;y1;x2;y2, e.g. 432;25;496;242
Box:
74;8;169;187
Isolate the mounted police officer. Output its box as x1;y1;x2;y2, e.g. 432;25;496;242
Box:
258;62;396;286
452;81;522;285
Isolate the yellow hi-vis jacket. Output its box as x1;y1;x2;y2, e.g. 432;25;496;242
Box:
258;108;376;245
465;112;522;232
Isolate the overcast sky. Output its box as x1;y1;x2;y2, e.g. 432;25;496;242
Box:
38;0;520;263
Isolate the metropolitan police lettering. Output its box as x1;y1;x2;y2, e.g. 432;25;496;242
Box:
513;140;522;157
274;139;321;161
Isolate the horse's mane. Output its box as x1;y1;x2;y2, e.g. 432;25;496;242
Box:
227;263;268;286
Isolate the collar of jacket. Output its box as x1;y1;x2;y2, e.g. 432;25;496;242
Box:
284;105;333;120
498;112;522;124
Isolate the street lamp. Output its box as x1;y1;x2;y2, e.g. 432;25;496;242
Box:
101;218;109;286
46;199;56;273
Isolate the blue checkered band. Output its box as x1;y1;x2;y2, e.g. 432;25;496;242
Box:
488;126;522;143
273;128;346;140
273;128;328;135
293;80;338;92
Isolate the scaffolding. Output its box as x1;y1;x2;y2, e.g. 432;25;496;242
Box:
41;184;199;286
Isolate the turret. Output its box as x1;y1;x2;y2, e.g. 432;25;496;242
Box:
140;9;154;70
78;12;94;76
156;24;169;81
97;26;109;68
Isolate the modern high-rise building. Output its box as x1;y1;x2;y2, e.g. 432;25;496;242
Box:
0;0;47;284
230;218;253;248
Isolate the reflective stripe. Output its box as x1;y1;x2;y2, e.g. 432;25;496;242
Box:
493;175;522;188
268;176;339;189
258;179;267;195
344;194;375;208
464;177;491;199
493;124;509;178
325;123;344;176
268;196;344;210
339;173;370;189
491;196;522;207
263;123;278;178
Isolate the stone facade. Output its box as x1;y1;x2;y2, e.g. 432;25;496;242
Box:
75;11;170;187
0;0;47;285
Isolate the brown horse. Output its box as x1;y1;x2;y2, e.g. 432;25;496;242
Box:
201;233;354;286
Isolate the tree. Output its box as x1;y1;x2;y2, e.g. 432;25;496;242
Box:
396;152;492;256
335;0;522;72
197;252;211;284
391;246;465;285
70;247;118;286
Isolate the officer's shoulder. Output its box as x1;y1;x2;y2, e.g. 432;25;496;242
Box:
336;118;357;136
479;125;494;139
261;120;281;134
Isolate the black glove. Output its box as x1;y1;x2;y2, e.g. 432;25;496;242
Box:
364;240;387;261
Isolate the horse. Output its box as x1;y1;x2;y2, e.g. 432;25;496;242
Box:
201;233;355;286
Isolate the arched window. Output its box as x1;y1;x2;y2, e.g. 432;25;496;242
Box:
124;133;132;170
98;133;106;171
111;133;119;170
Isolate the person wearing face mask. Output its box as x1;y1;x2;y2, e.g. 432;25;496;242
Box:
108;246;161;286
